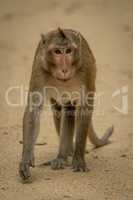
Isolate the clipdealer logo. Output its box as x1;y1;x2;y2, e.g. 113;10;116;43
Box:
5;85;128;115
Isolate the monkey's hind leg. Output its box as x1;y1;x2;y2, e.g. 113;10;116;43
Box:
51;100;75;155
51;99;62;136
43;105;75;169
72;106;90;172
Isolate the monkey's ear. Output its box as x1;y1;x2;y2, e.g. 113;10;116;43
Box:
76;32;81;39
76;32;82;46
58;27;67;39
40;34;46;44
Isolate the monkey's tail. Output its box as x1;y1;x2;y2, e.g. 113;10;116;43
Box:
88;123;114;148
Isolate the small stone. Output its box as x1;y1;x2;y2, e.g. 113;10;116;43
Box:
104;169;110;172
123;25;132;32
93;155;98;159
120;154;127;158
3;131;8;135
1;187;6;190
44;177;51;180
2;13;14;21
22;55;29;61
63;195;71;198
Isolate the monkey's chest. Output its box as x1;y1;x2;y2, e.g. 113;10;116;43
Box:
45;78;84;105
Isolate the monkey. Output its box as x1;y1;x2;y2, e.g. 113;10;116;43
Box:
19;28;114;181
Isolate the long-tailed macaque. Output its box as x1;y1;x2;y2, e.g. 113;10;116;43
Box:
19;28;113;181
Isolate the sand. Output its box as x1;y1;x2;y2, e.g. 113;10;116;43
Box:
0;0;133;199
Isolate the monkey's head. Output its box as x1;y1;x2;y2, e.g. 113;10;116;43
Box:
40;28;81;81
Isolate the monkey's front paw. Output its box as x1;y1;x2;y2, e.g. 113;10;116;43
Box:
19;158;35;182
19;161;31;182
72;156;89;172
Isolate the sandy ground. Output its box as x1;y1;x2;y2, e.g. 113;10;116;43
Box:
0;0;133;199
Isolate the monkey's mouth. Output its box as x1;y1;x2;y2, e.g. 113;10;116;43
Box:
56;77;71;82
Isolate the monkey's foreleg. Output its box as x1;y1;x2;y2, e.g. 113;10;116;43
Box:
72;106;91;172
19;105;41;181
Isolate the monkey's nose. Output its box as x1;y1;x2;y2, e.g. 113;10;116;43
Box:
57;69;71;81
62;69;68;74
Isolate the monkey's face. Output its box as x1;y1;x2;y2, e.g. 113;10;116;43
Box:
46;43;79;81
42;29;81;82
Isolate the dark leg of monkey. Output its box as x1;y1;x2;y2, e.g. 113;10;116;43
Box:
53;102;75;155
19;104;42;180
72;106;91;172
58;104;75;155
51;100;62;135
44;104;75;169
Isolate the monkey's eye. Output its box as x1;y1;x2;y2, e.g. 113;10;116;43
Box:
54;49;62;54
65;48;72;54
